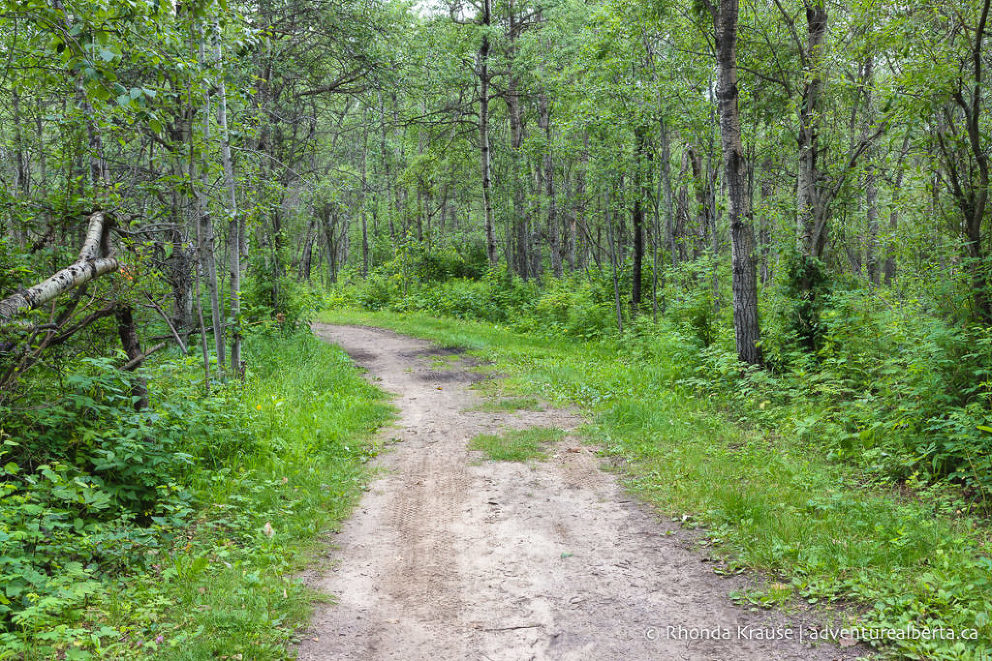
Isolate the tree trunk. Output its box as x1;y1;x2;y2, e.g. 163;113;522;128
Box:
115;304;149;411
630;126;647;314
884;133;912;284
796;2;829;260
658;118;677;270
605;191;624;334
215;27;241;375
507;69;530;279
478;0;497;268
538;92;562;278
862;55;880;285
713;0;762;365
194;31;225;369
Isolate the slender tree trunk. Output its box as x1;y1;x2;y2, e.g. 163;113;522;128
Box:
861;55;880;285
658;118;677;270
507;69;529;278
884;133;912;284
631;126;647;314
215;27;241;375
796;2;829;260
865;164;879;284
478;0;497;267
194;30;225;369
650;126;665;319
605;191;624;334
361;116;371;277
115;305;149;411
713;0;762;365
538;93;562;278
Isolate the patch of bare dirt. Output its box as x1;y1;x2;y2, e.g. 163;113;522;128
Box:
298;323;868;661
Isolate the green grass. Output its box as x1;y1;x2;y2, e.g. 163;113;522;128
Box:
15;330;398;660
317;308;992;661
470;396;543;413
469;427;564;461
146;331;393;659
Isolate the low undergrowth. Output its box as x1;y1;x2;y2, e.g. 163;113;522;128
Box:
318;308;992;661
0;328;391;659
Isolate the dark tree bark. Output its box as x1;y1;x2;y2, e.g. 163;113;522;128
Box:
863;56;881;285
631;126;647;313
709;0;763;365
933;0;992;322
538;92;562;278
477;0;498;267
796;1;829;260
883;133;912;284
506;67;530;278
115;304;149;411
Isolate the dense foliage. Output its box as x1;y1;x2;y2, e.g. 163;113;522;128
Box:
0;328;390;658
331;269;992;496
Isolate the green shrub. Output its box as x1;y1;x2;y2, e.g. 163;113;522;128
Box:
242;266;319;327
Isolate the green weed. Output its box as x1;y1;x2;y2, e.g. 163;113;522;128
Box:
469;427;564;462
470;397;543;413
0;330;391;659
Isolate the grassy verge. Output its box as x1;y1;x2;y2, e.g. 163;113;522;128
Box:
469;396;542;413
317;308;992;661
141;331;393;659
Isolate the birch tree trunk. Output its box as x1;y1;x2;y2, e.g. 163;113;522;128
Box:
630;126;647;314
478;0;497;267
195;29;225;369
0;212;117;323
215;27;241;375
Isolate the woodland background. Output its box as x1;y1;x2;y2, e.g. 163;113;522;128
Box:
1;0;992;657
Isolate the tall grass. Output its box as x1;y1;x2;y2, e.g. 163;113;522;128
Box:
143;330;393;659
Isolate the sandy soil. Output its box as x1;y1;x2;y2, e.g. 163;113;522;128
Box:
298;324;868;661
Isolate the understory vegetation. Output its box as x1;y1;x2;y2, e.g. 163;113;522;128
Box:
0;328;390;659
322;266;992;661
331;262;992;498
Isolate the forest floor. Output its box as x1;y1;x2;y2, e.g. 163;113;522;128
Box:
297;323;867;661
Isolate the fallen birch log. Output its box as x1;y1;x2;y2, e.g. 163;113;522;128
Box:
0;212;118;323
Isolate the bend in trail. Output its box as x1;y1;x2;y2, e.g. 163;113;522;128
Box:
299;324;864;661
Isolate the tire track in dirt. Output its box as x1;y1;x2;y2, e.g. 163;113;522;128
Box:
298;324;867;661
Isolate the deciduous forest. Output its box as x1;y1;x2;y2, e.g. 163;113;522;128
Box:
1;0;991;658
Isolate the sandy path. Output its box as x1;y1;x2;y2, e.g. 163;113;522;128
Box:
298;324;864;661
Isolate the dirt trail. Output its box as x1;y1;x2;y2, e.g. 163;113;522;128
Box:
299;324;864;661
